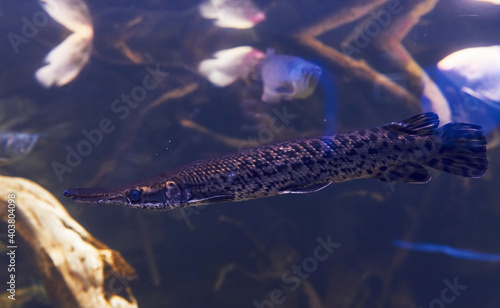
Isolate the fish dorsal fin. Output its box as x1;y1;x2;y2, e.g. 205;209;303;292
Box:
279;182;332;194
374;163;431;184
384;112;439;136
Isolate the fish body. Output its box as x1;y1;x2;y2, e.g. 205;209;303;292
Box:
0;131;41;165
437;46;500;108
199;0;265;29
427;45;500;133
198;46;265;87
36;0;93;87
64;113;488;211
476;0;500;5
260;49;322;103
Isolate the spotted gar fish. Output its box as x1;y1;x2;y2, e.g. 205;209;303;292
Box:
64;113;488;210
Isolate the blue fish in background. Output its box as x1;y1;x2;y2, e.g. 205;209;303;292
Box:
393;240;500;262
260;49;322;103
424;46;500;134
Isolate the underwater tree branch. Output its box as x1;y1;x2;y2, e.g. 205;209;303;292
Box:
375;0;451;122
0;176;137;308
294;0;421;110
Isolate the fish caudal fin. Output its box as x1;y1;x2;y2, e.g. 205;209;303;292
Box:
427;122;488;178
382;112;487;180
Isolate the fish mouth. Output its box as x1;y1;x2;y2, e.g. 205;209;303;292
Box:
63;187;129;204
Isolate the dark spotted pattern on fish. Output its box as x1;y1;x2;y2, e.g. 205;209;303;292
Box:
64;113;488;211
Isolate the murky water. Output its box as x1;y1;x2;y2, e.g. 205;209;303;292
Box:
1;0;500;307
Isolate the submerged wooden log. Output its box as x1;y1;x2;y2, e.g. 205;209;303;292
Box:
0;176;137;308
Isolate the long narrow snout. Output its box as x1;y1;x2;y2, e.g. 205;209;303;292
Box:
63;187;129;204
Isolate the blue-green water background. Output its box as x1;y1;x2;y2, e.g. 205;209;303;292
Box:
1;0;500;307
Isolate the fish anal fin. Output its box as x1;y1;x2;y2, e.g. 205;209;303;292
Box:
279;182;332;194
375;163;431;184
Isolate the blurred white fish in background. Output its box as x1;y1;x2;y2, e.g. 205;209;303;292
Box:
438;46;500;108
199;0;265;29
423;45;500;134
35;0;93;87
260;49;322;103
198;46;265;87
475;0;500;4
0;131;41;165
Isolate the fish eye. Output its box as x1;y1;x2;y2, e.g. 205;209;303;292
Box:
129;190;141;201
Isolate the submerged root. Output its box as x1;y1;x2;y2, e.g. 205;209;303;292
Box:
0;176;137;308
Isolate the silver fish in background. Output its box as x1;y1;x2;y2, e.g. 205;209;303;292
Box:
260;49;322;103
198;46;265;86
64;113;487;211
438;45;500;109
0;131;41;165
199;0;265;29
476;0;500;4
424;45;500;133
35;0;93;87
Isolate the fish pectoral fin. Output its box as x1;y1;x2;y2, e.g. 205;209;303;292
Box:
188;194;234;205
279;182;332;194
374;163;431;184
